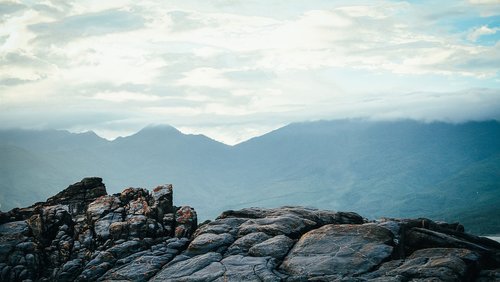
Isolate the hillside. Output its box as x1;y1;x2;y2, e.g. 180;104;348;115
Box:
0;119;499;234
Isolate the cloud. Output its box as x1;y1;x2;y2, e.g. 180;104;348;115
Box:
0;0;499;144
467;25;500;41
0;1;26;17
90;91;163;102
28;9;145;44
177;67;234;88
468;0;500;4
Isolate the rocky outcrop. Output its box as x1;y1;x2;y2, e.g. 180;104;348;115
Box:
0;178;196;281
0;178;499;281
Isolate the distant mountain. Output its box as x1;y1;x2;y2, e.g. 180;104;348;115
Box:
0;120;499;234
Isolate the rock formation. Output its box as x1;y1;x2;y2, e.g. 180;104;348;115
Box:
0;178;499;281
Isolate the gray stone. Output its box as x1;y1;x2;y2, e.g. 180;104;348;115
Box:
238;214;317;238
249;235;295;259
101;253;175;281
0;221;29;235
280;223;394;279
220;255;280;282
226;232;272;255
151;252;222;281
187;233;234;255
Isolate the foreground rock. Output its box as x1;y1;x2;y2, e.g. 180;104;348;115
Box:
0;178;499;281
0;178;196;281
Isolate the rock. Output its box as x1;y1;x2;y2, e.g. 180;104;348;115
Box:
101;238;188;281
151;252;222;281
0;221;29;235
151;185;173;219
0;178;195;281
1;179;499;281
219;255;280;281
101;253;174;281
406;227;500;265
93;212;123;241
46;177;107;215
238;214;317;238
86;195;121;222
226;232;272;255
280;223;394;280
478;268;500;281
56;258;83;282
248;234;295;259
187;233;234;255
174;206;197;238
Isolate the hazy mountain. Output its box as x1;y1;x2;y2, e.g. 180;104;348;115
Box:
0;120;499;234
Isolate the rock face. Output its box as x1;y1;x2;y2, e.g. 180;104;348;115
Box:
0;178;499;281
0;178;196;281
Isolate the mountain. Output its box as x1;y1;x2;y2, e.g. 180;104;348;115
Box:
0;119;499;234
1;178;499;281
227;120;500;234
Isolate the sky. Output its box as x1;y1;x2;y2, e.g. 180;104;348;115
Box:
0;0;499;144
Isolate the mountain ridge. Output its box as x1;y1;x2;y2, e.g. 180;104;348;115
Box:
1;119;499;234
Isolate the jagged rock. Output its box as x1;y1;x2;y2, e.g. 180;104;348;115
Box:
0;179;499;281
0;178;196;281
46;177;107;215
174;206;197;238
100;237;188;281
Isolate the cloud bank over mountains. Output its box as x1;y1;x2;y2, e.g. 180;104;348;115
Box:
0;0;499;144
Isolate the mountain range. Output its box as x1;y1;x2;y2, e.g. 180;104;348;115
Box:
1;119;499;234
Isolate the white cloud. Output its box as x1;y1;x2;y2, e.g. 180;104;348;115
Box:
467;25;500;41
177;67;233;88
0;0;499;143
90;91;162;102
468;0;500;4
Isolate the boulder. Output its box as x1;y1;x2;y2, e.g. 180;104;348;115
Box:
248;234;295;259
280;223;394;279
151;252;222;281
226;232;272;255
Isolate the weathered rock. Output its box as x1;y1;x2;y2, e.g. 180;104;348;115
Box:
100;238;188;281
478;268;500;281
219;255;280;282
151;185;174;219
187;232;234;255
1;179;499;281
362;248;481;281
0;178;195;281
248;234;295;259
151;252;222;281
174;206;197;238
226;232;272;255
280;223;394;280
406;227;500;266
238;214;317;238
46;177;107;215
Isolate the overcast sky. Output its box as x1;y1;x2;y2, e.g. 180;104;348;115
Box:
1;0;499;144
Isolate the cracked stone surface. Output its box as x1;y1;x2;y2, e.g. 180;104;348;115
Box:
0;178;499;281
